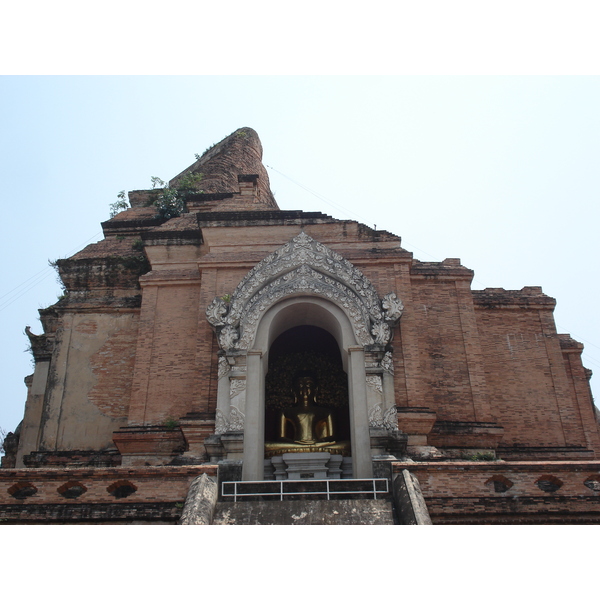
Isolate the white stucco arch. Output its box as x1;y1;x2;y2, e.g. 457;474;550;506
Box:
253;297;355;370
242;296;372;480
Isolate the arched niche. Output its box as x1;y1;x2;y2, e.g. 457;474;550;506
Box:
205;232;404;481
243;297;372;480
264;325;350;454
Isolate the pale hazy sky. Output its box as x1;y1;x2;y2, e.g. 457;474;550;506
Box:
1;75;599;434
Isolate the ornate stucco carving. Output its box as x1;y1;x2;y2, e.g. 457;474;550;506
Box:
382;292;404;322
383;406;398;431
366;375;383;395
206;297;229;327
370;321;391;345
230;379;246;399
369;404;385;428
219;326;239;351
368;403;398;430
205;232;404;351
228;406;245;431
215;406;246;433
380;351;394;374
215;409;227;435
218;357;230;380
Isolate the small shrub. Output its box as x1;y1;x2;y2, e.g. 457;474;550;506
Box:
109;191;129;218
150;172;203;220
468;451;496;461
164;417;179;430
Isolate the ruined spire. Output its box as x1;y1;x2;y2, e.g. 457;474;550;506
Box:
169;127;278;210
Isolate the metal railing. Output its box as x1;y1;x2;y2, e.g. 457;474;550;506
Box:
221;478;389;502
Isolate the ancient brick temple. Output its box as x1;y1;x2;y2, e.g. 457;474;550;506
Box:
2;127;599;524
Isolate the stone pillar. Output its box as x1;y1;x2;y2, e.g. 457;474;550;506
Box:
15;363;50;467
242;349;264;481
348;345;373;479
38;313;74;450
382;370;395;412
215;357;231;433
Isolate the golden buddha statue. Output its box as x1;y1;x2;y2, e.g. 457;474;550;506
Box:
264;372;350;458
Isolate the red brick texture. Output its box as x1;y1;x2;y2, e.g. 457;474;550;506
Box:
0;465;217;523
394;460;600;524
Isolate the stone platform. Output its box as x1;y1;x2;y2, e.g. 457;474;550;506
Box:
212;499;395;525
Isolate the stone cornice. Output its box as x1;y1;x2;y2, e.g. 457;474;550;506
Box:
472;287;556;310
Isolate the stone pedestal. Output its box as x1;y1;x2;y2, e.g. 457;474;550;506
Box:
263;459;275;480
283;452;331;479
265;452;347;480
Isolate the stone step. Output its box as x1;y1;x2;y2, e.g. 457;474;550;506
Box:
212;498;395;525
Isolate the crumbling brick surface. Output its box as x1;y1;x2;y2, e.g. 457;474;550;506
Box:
0;465;216;523
170;127;278;210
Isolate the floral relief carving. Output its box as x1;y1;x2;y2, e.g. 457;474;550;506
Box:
369;404;385;428
371;321;391;345
382;292;404;323
230;378;246;399
383;406;398;431
219;326;239;351
228;406;245;431
368;403;398;430
366;375;383;395
206;297;228;327
218;357;230;380
380;351;394;374
215;409;227;435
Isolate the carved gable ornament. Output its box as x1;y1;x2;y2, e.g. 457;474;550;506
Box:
206;231;403;350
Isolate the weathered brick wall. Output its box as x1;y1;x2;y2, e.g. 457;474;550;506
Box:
128;222;598;458
476;305;576;447
561;339;600;455
18;209;598;464
128;280;202;424
409;279;475;421
394;460;600;524
38;312;139;452
0;465;216;523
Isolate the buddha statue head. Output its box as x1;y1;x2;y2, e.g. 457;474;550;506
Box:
292;370;319;407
